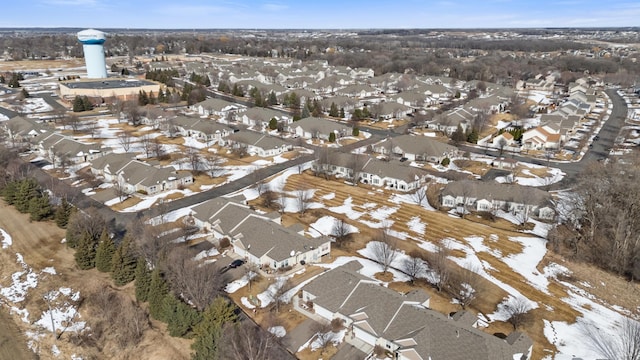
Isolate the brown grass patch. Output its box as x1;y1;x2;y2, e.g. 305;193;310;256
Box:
453;159;492;176
109;195;143;211
374;271;394;282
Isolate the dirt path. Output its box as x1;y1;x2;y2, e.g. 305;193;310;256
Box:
0;309;36;360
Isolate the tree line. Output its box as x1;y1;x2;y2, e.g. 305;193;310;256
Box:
0;146;285;359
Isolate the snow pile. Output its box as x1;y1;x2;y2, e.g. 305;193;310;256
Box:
0;253;39;303
308;215;358;238
256;276;290;308
298;329;346;352
193;248;220;261
240;297;255;309
268;326;286;338
35;288;85;333
1;227;12;248
225;272;257;293
328;196;364;220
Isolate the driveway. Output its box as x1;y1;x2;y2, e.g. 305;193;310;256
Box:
282;318;318;354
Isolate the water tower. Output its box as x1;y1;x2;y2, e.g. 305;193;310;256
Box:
77;29;108;79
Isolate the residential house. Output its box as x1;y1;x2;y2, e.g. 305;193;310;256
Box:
241;108;291;129
391;91;429;108
36;133;105;167
320;96;358;116
336;84;379;99
225;131;292;157
298;262;533;360
440;180;555;220
192;98;246;117
290;117;351;140
374;102;413;120
428;107;476;135
190;196;259;239
349;67;374;79
491;132;515;148
172;116;234;144
313;153;429;192
2;116;49;146
90;154;193;195
231;215;331;271
371;135;459;163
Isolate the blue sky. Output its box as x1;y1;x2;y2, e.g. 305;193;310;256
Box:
4;0;639;29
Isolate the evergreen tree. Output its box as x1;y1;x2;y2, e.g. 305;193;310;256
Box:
164;294;202;338
15;178;39;213
20;88;30;99
301;104;310;119
2;180;19;205
138;90;149;106
352;127;360;136
111;236;137;286
340;107;345;118
191;297;237;360
81;96;93;111
28;192;52;221
328;132;336;142
466;128;479;144
267;91;278;106
148;269;169;321
148;91;156;105
451;124;466;144
134;257;151;302
312;99;322;117
72;96;84;112
329;102;339;117
55;199;74;228
95;231;115;272
8;73;20;88
268;117;278;130
74;231;97;270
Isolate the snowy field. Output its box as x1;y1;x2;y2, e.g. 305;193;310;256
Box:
231;165;638;359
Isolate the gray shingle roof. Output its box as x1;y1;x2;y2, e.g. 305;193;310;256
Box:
231;216;328;262
441;180;552;205
227;131;289;150
376;135;458;159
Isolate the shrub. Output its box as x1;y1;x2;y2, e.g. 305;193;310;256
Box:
441;157;450;166
218;237;231;249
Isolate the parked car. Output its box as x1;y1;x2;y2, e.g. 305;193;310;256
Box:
229;259;245;268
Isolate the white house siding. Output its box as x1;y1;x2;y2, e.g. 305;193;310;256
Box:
353;326;378;347
314;305;335;322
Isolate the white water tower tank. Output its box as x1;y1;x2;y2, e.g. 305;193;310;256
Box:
77;29;108;79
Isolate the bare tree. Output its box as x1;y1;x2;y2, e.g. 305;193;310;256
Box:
221;321;277;360
117;130;134;152
164;246;223;311
582;317;640;360
124;101;142;126
140;134;153;158
152;137;165;159
295;186;312;215
245;262;260;293
186;146;204;173
412;186;427;206
503;296;533;330
371;228;398;274
447;263;483;310
113;177;129;202
310;321;334;355
269;278;293;313
427;240;451;292
348;153;365;185
205;152;224;177
497;137;507;156
402;250;427;284
331;218;352;248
